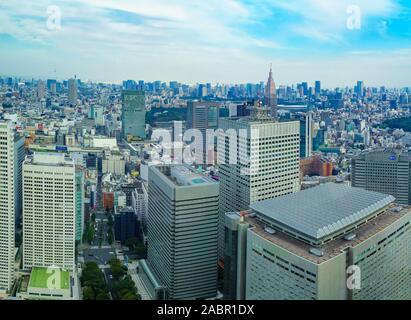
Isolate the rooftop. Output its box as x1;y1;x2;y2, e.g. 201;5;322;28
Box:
247;203;411;264
354;148;411;162
24;152;74;167
250;183;395;243
28;267;70;290
158;164;217;186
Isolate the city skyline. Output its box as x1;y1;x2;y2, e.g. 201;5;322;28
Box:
1;0;411;87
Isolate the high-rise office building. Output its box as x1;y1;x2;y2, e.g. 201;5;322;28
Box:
140;165;219;300
68;78;78;106
75;167;85;242
315;81;321;95
356;81;364;97
301;82;308;96
47;79;57;94
352;149;411;205
14;131;25;225
0;122;20;293
223;212;249;300
227;183;411;300
313;127;325;151
114;207;140;244
294;112;313;158
23;153;76;271
121;90;146;141
186;101;220;166
264;65;278;119
37;80;45;100
217;113;300;258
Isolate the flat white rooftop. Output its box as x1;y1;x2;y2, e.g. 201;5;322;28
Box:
25;153;74;167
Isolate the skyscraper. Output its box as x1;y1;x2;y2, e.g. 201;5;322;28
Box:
356;81;364;97
301;82;308;96
217;111;300;258
68;78;78;106
121;90;146;141
264;64;278;119
186;101;220;166
23;153;76;271
140;165;219;300
14;131;25;226
294;112;313;158
75;167;85;242
315;81;321;95
223;212;249;300
37;80;45;100
352;149;411;205
0;122;19;293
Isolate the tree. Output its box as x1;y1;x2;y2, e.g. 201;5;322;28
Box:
107;214;113;228
125;237;139;250
86;225;95;244
83;286;95;300
135;243;147;257
121;292;137;300
108;230;114;245
95;289;110;300
91;213;96;223
81;262;109;300
109;258;125;280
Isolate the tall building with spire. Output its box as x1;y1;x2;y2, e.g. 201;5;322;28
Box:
264;64;278;120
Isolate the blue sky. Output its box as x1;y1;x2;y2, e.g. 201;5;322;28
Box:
0;0;411;87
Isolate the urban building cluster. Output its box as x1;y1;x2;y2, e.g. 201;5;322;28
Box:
0;69;411;300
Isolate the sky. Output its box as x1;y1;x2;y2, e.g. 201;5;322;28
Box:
0;0;411;87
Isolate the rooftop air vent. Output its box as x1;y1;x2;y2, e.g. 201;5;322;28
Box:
264;227;276;235
344;233;356;241
309;248;324;257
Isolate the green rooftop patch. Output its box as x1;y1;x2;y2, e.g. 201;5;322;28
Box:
28;267;70;290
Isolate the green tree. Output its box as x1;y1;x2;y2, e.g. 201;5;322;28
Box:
108;214;113;227
86;225;95;244
95;289;110;300
135;243;147;257
108;230;114;245
125;237;139;250
81;262;110;300
109;258;125;279
121;291;137;300
83;286;95;300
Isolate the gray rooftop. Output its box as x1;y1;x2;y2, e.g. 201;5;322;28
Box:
250;183;395;241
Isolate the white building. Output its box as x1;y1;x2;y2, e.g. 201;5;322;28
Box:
94;106;105;126
23;153;76;271
102;152;126;176
83;135;117;149
217;115;300;258
132;182;148;232
0;122;20;293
